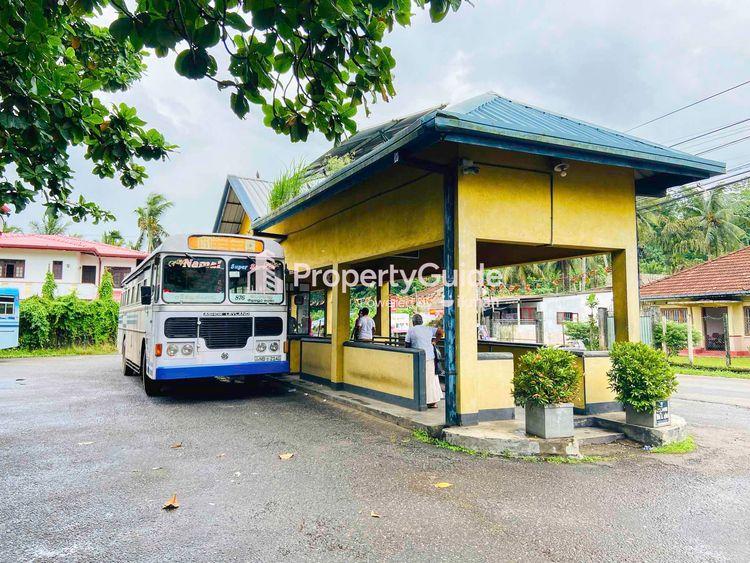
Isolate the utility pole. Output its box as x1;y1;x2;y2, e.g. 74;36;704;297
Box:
686;308;694;366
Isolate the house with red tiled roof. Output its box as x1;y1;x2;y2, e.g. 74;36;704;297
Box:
0;233;147;300
641;246;750;356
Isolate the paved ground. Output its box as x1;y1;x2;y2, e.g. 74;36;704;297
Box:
1;356;749;562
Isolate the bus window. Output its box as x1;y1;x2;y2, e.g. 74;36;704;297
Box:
162;256;225;304
228;257;284;304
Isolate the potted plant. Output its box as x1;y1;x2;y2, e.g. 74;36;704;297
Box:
513;347;580;439
608;342;677;428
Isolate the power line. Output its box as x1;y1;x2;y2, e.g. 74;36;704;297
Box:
695;133;750;155
669;117;750;147
625;78;750;132
637;161;750;211
637;167;750;213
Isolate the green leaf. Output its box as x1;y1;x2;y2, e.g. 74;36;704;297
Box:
225;12;251;32
273;52;294;73
252;8;276;31
336;0;354;16
109;17;133;41
194;23;220;48
230;92;250;118
174;49;211;79
84;113;104;125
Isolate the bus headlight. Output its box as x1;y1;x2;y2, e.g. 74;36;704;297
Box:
256;342;267;353
269;342;279;352
181;344;194;356
166;344;179;357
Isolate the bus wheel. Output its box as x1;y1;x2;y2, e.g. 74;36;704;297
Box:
122;344;135;376
141;348;162;397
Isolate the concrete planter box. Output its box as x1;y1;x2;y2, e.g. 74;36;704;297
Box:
624;400;670;428
525;402;574;439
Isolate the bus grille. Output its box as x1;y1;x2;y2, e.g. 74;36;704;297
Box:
199;317;253;349
164;317;198;338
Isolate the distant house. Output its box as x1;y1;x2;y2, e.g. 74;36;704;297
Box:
213;175;272;234
480;288;614;345
641;246;750;356
0;234;147;300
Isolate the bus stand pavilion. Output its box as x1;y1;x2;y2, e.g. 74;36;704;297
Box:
214;93;724;429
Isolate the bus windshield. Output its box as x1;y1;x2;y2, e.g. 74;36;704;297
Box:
228;257;284;304
162;256;225;303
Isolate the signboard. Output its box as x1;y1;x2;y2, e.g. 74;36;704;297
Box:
655;400;670;427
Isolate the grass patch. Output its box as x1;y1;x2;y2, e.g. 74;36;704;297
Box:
411;429;489;457
506;453;607;464
649;436;696;454
0;343;117;359
671;365;750;379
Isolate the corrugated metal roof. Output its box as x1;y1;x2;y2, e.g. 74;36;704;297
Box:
0;233;147;259
437;93;723;173
252;92;726;232
213;175;272;233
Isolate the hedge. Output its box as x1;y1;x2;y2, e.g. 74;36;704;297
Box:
18;293;119;349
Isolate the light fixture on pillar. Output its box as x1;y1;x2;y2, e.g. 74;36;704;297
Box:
460;158;480;175
553;162;569;177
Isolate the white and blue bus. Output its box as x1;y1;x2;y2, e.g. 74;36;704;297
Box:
0;287;19;350
118;234;288;396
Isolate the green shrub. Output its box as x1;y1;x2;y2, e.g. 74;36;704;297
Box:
98;269;114;300
42;270;57;300
564;320;599;350
653;321;700;356
608;342;677;412
512;348;581;406
18;296;51;349
49;293;90;346
89;298;119;344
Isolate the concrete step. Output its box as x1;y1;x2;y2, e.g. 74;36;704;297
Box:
573;415;598;428
575;426;625;445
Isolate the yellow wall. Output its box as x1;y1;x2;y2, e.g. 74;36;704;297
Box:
343;346;414;399
288;338;301;373
474;359;515;412
274;169;443;270
300;340;331;380
582;355;617;404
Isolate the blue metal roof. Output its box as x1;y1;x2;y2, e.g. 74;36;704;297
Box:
253;92;726;231
213;175;272;233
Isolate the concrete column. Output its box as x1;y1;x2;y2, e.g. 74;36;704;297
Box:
329;264;349;385
377;282;390;337
454;234;479;423
611;249;641;342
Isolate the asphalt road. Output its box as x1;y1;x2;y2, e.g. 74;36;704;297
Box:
1;356;749;562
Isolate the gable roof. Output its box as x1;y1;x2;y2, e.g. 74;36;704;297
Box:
254;92;725;232
213;175;272;234
640;246;750;300
0;233;147;259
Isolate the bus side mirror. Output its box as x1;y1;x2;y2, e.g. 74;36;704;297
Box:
140;286;152;305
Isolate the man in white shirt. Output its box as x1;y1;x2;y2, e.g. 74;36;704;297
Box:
405;314;443;408
354;307;375;342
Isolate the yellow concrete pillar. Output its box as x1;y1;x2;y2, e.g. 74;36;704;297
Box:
377;282;390;337
325;289;333;336
329;265;349;385
454;234;479;420
611;248;641;342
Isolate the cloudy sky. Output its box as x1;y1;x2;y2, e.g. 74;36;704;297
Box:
11;0;750;242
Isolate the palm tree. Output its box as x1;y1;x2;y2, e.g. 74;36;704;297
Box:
101;230;125;246
135;193;173;252
683;190;745;259
30;213;70;235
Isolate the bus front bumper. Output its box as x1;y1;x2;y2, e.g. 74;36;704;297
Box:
154;360;290;380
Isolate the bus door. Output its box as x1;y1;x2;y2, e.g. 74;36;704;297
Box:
287;282;311;337
0;288;19;350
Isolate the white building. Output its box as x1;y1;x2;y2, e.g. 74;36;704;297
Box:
0;234;146;300
483;288;614;346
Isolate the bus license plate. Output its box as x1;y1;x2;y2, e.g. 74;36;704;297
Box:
255;355;282;362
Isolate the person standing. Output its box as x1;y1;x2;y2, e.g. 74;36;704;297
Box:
406;314;443;408
352;307;375;342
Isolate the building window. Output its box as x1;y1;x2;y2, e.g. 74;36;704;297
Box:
0;296;13;316
106;266;131;288
81;265;97;284
556;311;578;324
662;308;687;323
745;307;750;336
52;261;63;280
0;259;25;279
